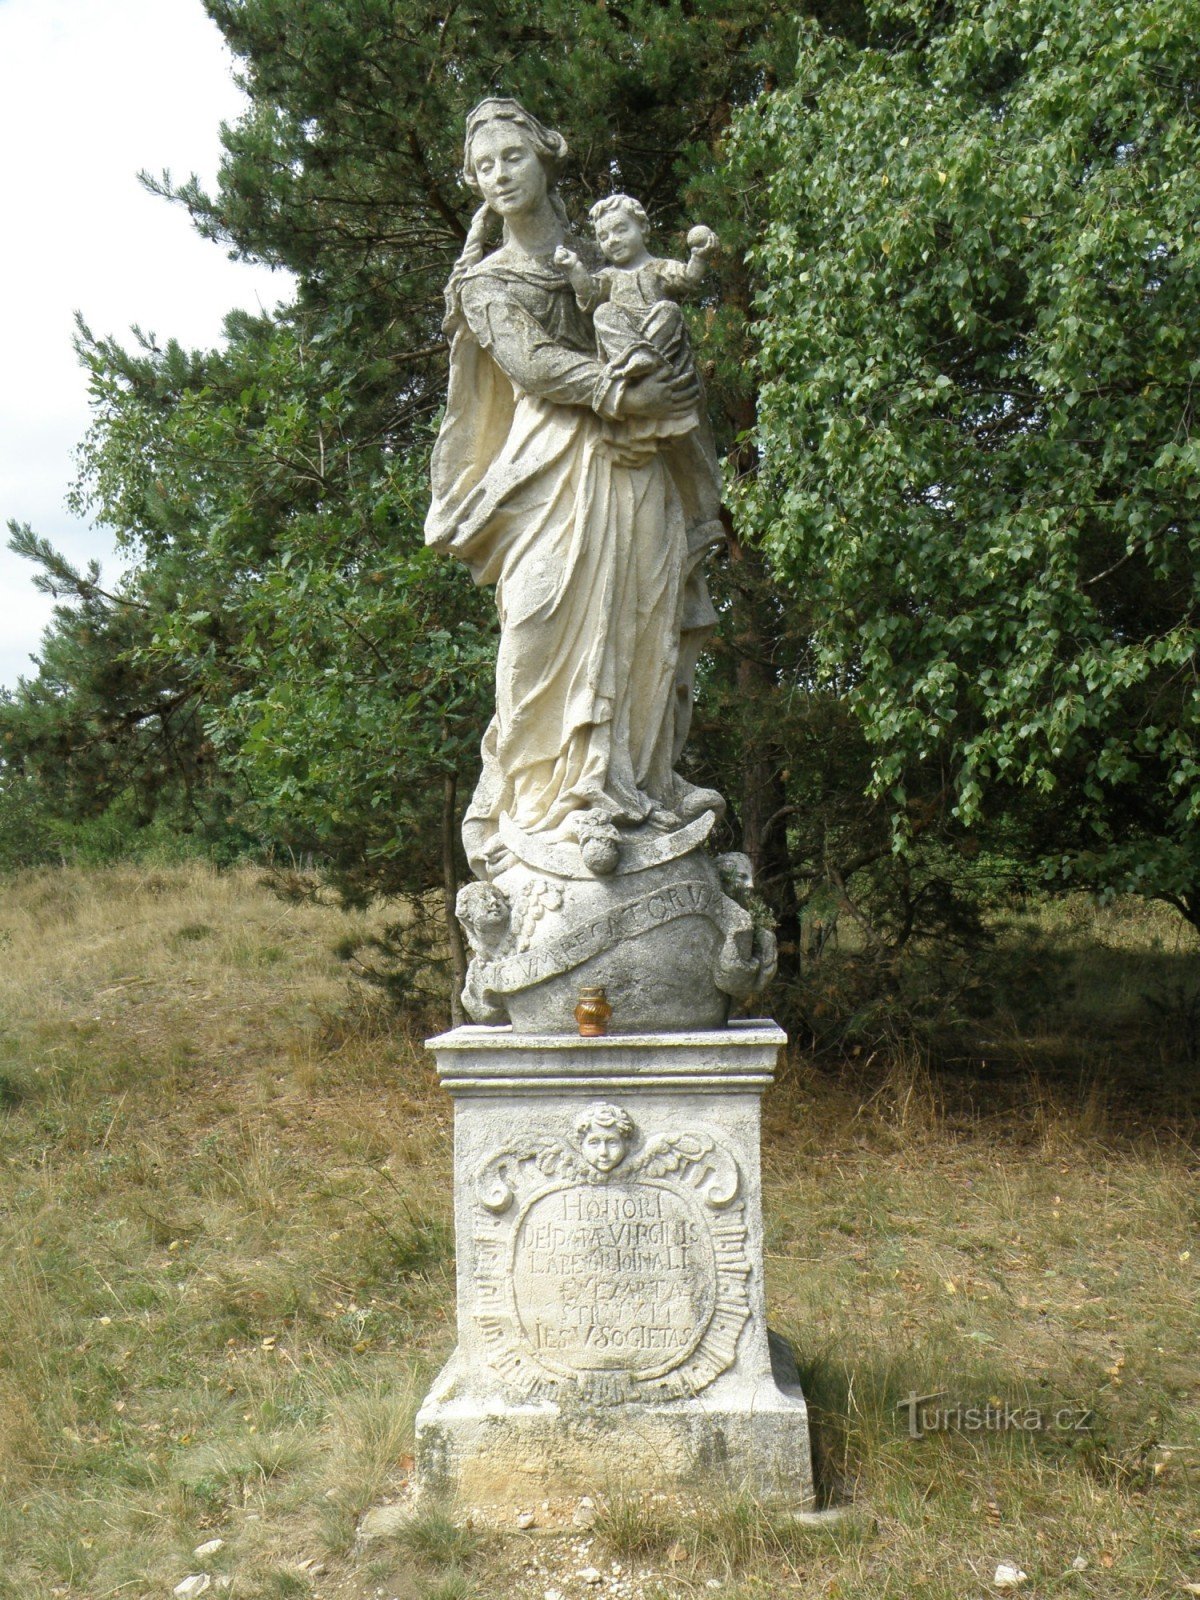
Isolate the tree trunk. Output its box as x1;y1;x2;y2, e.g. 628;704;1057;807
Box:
726;532;803;983
441;770;467;1027
715;226;803;984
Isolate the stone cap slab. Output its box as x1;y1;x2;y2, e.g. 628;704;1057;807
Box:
425;1018;786;1094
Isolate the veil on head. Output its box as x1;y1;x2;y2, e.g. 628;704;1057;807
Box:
461;97;569;191
454;98;572;270
430;100;574;565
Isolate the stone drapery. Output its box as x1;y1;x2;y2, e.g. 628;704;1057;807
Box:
425;242;720;879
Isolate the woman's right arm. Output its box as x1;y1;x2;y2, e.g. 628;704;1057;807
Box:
460;276;699;423
460;277;623;415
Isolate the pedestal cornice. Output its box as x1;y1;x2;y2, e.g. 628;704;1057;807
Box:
425;1018;786;1094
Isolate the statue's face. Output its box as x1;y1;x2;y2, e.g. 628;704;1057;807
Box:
725;857;753;894
478;887;508;928
595;209;646;267
580;1124;627;1173
468;123;547;218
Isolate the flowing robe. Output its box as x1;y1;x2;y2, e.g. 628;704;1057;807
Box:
424;243;720;878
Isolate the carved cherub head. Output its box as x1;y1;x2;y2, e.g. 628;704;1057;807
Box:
575;1101;635;1174
455;880;512;959
716;851;755;906
588;193;652;269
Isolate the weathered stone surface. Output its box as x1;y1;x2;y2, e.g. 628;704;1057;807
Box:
356;1500;415;1542
423;98;765;1029
781;1506;863;1529
457;816;775;1033
572;1496;596;1528
414;1024;813;1508
410;99;810;1515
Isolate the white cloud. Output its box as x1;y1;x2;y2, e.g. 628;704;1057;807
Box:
0;0;290;691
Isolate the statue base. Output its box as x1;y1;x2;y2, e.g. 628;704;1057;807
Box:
456;811;776;1034
414;1023;814;1510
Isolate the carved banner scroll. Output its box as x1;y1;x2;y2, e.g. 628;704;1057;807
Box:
472;1103;752;1404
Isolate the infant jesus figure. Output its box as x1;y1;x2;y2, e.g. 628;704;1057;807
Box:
554;193;718;439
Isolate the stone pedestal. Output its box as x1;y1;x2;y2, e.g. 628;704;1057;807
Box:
414;1022;813;1510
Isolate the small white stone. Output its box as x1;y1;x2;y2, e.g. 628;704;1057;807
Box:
544;1590;566;1600
193;1540;225;1559
357;1502;415;1541
173;1579;211;1600
706;1583;724;1592
573;1496;597;1529
578;1569;602;1586
994;1564;1029;1589
1071;1556;1088;1572
517;1511;536;1530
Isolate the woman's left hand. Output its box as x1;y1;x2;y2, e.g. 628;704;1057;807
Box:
620;371;700;420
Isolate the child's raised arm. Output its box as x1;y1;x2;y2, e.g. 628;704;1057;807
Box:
683;225;718;285
554;246;605;312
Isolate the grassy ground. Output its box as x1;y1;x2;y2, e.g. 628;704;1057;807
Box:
0;862;1196;1600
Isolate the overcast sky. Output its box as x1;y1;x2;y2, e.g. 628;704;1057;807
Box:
0;0;288;692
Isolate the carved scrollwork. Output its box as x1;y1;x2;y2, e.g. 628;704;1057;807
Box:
635;1133;740;1208
471;1105;752;1403
477;1137;588;1213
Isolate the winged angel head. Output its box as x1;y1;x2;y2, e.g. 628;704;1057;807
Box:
478;1104;739;1212
575;1102;635;1173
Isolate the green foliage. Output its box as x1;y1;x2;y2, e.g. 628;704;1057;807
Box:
0;781;224;874
0;522;248;866
737;0;1200;926
72;316;495;897
11;0;1197;1041
5;0;828;1002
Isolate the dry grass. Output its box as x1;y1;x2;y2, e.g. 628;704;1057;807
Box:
0;863;454;1599
0;864;1197;1599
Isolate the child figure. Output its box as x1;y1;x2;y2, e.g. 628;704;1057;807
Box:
554;193;718;438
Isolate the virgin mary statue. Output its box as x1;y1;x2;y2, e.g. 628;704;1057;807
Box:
424;99;725;882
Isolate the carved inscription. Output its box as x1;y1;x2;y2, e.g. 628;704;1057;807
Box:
513;1181;716;1379
472;1104;752;1403
484;877;720;994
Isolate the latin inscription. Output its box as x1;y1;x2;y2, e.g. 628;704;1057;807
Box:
511;1182;716;1377
472;1110;753;1403
486;877;718;993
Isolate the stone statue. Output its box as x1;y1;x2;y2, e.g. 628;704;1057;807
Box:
415;117;809;1497
554;195;718;437
425;98;775;1031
